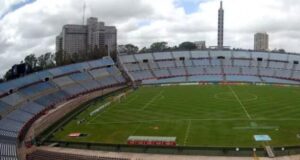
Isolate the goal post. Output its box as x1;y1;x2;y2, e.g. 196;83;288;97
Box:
113;93;127;103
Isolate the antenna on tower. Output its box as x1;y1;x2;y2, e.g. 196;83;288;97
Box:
82;0;86;25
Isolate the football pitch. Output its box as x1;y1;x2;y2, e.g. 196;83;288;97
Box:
50;84;300;147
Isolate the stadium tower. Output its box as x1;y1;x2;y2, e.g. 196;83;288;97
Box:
217;1;224;49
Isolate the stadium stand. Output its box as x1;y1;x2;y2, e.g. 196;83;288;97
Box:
153;69;170;78
129;70;153;80
0;143;18;160
233;59;251;67
223;66;240;74
119;50;300;85
35;71;53;80
0;101;11;115
62;84;86;95
69;72;93;82
187;67;205;75
241;67;258;75
188;75;224;82
262;77;300;84
184;59;193;67
147;61;158;69
169;67;186;76
6;110;33;123
19;82;56;98
192;59;210;66
26;150;129;160
52;76;75;87
18;102;45;115
2;50;300;159
0;57;126;160
89;68;110;79
124;63;140;71
153;52;172;60
139;62;150;70
225;75;261;83
0;93;26;106
0;75;40;93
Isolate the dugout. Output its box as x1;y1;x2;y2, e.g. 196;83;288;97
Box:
127;136;176;146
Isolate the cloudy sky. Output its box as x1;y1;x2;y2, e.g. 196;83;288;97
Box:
1;0;300;76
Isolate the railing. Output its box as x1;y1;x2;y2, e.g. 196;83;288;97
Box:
39;140;300;157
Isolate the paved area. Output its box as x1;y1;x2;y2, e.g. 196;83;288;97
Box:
39;146;300;160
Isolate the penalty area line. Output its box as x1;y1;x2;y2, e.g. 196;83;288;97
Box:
140;90;164;110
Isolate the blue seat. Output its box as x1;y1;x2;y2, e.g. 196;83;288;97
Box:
69;72;93;82
6;110;33;123
0;101;11;114
0;93;25;106
19;102;45;114
0;118;23;132
19;82;55;97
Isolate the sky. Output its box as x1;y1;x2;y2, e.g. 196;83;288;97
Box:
1;0;300;76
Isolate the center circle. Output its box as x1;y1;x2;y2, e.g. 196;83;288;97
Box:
214;92;258;102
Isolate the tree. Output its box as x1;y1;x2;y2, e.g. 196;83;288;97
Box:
90;45;105;60
150;42;168;52
55;50;64;66
37;52;55;70
170;45;179;51
179;41;197;50
125;44;139;54
139;47;148;53
71;52;81;63
4;69;13;81
63;53;72;65
24;54;38;70
278;49;286;53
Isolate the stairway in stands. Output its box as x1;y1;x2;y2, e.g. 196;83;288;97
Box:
265;145;275;158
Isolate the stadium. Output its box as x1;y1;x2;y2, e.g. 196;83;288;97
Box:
1;50;300;159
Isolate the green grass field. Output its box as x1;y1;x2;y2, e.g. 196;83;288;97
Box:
50;84;300;147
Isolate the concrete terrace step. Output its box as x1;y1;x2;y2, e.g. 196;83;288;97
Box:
265;145;275;158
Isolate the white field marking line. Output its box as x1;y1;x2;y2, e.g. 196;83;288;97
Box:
140;90;164;110
131;123;142;136
88;110;107;124
87;118;300;125
122;95;139;105
228;86;252;120
184;120;192;146
214;92;258;102
87;102;117;124
124;123;143;143
87;118;245;125
87;93;136;124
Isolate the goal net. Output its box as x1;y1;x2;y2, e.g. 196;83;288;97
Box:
112;93;127;103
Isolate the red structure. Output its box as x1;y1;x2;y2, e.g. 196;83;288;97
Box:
127;136;176;146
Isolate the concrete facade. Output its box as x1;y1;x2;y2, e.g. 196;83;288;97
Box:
254;32;269;51
56;17;117;56
194;41;206;49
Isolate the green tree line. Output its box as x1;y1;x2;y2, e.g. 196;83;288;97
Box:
1;41;201;81
122;41;202;54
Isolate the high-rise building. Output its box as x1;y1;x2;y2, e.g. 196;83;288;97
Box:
254;32;269;51
56;17;117;57
217;1;224;49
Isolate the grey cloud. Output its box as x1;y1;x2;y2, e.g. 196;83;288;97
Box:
0;38;12;53
87;0;154;23
2;0;300;77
